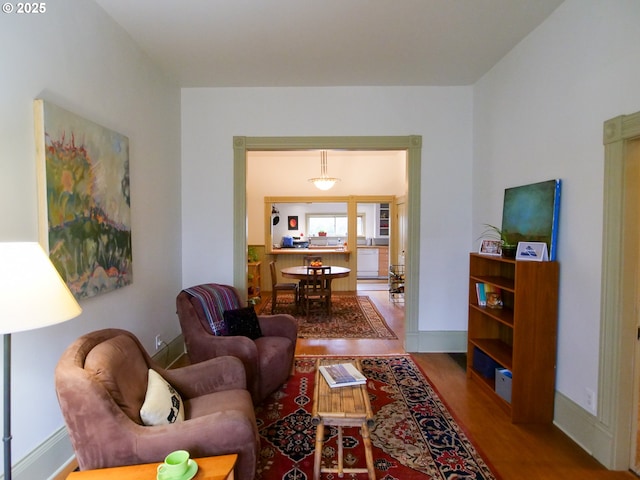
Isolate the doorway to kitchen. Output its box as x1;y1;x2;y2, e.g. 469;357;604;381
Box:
234;135;422;351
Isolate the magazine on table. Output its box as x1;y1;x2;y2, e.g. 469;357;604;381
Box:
319;363;367;388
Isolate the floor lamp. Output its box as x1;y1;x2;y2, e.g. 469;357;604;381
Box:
0;242;82;480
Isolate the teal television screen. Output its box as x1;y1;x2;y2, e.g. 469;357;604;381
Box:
501;179;561;261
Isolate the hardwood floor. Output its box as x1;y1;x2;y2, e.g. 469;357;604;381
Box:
294;286;637;480
414;354;636;480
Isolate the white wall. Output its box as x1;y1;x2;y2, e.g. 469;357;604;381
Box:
473;0;640;416
181;86;474;333
0;0;182;475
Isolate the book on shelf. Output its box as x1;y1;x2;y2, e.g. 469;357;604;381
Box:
485;284;503;309
319;363;367;388
475;283;486;306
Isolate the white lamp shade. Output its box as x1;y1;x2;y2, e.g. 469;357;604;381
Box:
311;178;338;190
308;150;340;190
0;242;82;334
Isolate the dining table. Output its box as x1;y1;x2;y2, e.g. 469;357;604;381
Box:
280;265;351;313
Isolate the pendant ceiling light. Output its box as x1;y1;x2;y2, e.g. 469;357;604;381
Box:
308;150;340;191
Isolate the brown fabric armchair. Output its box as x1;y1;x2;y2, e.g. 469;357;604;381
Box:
176;283;298;404
55;328;259;480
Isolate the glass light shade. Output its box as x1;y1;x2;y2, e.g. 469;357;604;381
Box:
0;242;82;334
308;150;340;190
310;178;338;190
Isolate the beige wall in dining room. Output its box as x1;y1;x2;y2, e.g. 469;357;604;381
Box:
246;150;407;245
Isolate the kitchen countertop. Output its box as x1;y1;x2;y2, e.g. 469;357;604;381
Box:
270;248;350;254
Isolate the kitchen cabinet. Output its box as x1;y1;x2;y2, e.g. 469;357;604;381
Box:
377;246;389;277
377;203;389;236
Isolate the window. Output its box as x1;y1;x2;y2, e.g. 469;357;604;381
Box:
307;214;364;237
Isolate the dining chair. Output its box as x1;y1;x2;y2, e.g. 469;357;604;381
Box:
300;265;332;317
269;261;298;313
300;255;323;290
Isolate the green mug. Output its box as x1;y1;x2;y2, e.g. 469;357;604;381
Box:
157;450;189;478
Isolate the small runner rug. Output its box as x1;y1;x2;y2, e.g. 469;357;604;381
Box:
255;356;498;480
258;294;397;339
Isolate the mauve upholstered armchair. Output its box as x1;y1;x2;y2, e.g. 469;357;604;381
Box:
176;283;298;404
55;328;259;480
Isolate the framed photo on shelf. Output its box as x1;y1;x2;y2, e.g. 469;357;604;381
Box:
479;239;502;256
516;241;549;261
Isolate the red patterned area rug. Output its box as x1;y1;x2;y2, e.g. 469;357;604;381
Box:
255;356;498;480
258;294;397;339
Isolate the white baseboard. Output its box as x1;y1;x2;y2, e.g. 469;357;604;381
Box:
406;330;467;353
153;334;186;369
3;426;75;480
553;389;615;468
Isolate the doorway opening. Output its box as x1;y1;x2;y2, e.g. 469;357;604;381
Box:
233;135;422;351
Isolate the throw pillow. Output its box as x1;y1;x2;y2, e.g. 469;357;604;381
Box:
140;369;185;426
223;306;263;340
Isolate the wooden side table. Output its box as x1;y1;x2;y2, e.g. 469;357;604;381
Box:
312;359;375;480
66;454;237;480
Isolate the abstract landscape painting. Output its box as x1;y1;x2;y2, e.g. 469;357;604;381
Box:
34;99;132;299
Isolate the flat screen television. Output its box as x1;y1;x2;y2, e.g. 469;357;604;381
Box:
501;179;561;261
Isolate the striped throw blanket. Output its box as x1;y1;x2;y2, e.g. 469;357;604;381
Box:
182;284;240;335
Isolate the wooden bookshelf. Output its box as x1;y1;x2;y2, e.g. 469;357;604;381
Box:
467;253;559;423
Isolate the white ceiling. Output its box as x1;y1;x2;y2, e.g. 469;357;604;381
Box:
94;0;564;87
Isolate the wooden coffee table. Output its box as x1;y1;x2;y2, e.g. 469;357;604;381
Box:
312;359;375;479
65;453;237;480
